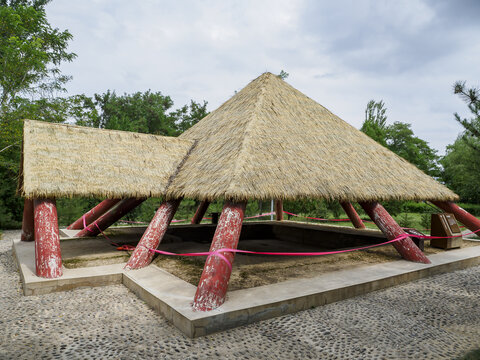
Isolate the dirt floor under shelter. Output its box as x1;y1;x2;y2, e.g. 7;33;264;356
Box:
59;224;480;291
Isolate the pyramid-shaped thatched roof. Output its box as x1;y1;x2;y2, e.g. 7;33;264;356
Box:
167;72;458;202
19;120;194;199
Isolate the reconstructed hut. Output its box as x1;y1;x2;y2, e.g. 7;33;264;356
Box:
19;73;480;311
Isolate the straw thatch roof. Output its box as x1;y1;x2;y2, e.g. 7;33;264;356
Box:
18;120;195;199
167;72;458;202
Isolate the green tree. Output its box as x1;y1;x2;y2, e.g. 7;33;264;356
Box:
0;0;76;112
170;99;208;134
360;100;440;177
385;122;440;177
452;81;480;152
0;0;75;228
360;100;388;146
72;90;208;137
441;136;480;203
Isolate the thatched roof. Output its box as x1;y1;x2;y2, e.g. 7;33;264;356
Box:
167;72;458;202
18;120;195;199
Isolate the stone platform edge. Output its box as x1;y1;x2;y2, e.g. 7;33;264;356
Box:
12;238;480;338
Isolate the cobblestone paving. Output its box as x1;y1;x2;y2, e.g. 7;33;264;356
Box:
1;230;479;360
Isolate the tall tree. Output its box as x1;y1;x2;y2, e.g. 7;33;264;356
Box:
441;136;480;203
360;100;388;146
73;91;208;136
0;0;75;228
360;99;440;177
452;81;480;152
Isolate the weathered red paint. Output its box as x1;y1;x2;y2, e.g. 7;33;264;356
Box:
431;201;480;233
275;200;283;221
75;198;145;237
21;199;34;241
34;199;63;278
191;200;210;224
125;198;182;270
359;201;430;264
340;202;366;229
67;199;121;230
193;201;247;311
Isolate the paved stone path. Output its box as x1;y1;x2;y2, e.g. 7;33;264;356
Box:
1;230;479;359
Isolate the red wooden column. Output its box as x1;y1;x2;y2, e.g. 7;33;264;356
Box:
191;200;210;224
125;198;182;270
431;201;480;232
75;198;145;237
340;201;366;229
193;200;246;311
34;199;63;278
275;200;283;221
359;201;430;264
67;199;121;230
21;199;34;241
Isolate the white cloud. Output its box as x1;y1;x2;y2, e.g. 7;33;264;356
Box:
46;0;480;154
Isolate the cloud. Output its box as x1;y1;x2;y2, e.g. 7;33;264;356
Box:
46;0;480;153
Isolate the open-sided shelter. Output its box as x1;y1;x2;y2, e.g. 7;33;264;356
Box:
19;73;480;311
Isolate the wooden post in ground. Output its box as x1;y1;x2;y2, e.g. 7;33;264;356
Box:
125;199;182;270
75;198;145;237
275;200;283;221
193;200;246;311
340;201;365;229
34;199;62;278
359;201;430;264
67;199;121;230
191;200;210;224
431;201;480;233
21;199;34;241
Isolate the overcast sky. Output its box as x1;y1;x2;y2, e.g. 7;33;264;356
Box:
46;0;480;154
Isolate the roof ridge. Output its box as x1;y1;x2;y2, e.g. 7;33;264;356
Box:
225;75;269;197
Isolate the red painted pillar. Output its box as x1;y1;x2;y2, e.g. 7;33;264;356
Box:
431;201;480;233
340;201;366;229
359;201;430;264
34;199;63;278
125;198;182;270
21;199;34;241
193;200;246;311
67;199;121;230
75;198;145;237
275;200;283;221
191;200;210;224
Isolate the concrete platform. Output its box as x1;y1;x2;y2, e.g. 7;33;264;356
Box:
12;236;480;338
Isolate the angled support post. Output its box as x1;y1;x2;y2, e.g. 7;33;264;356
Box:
359;201;430;264
34;199;62;278
75;198;145;237
275;200;283;221
191;200;210;224
21;199;34;241
193;200;246;311
125;198;182;270
431;201;480;233
340;201;365;229
67;199;121;230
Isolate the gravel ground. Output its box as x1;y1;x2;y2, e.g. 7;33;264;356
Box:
1;230;479;360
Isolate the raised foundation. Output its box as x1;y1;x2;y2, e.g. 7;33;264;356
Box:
12;231;480;338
